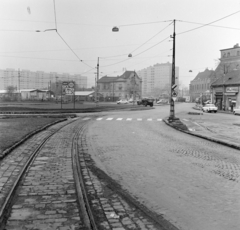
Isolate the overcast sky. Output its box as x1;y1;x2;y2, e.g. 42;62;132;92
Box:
0;0;240;88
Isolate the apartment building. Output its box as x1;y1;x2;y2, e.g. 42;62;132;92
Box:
0;68;87;91
137;62;179;97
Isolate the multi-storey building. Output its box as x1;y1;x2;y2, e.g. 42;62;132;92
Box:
210;43;240;110
189;68;215;103
0;68;87;91
137;62;179;97
97;71;142;101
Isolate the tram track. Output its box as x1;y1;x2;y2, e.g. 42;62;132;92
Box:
0;115;179;230
0;117;91;229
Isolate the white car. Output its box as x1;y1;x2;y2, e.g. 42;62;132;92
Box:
116;99;129;104
233;107;240;115
202;104;218;113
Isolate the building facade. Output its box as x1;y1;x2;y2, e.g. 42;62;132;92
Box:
211;70;240;111
189;68;215;103
210;43;240;110
97;71;142;101
137;62;179;97
0;68;87;91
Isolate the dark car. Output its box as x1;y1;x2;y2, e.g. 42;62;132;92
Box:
137;98;154;107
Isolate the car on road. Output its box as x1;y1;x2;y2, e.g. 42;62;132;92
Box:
156;99;169;104
137;98;154;107
116;99;129;104
202;104;218;113
233;107;240;115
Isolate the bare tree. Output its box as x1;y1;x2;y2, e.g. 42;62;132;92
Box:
6;85;17;101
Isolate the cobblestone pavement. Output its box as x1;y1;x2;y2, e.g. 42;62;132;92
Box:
1;118;83;230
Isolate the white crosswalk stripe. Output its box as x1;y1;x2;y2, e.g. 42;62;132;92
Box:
95;117;163;121
106;118;113;120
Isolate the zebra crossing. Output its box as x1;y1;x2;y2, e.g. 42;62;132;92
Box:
83;117;163;122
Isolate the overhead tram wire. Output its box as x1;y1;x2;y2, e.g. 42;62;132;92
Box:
129;21;173;54
177;20;240;31
177;9;240;35
52;0;94;69
100;36;169;68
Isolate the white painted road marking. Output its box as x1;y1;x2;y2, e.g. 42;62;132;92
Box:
96;118;103;121
106;118;113;120
126;118;132;121
137;118;142;121
157;119;162;121
147;118;152;121
116;118;123;120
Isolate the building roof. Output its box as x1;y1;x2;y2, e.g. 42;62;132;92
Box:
98;71;139;83
220;43;240;51
191;69;215;82
211;69;240;86
98;76;117;83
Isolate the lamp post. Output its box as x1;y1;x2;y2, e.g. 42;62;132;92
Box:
168;19;179;122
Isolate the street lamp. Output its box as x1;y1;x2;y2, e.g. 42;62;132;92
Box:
112;26;119;32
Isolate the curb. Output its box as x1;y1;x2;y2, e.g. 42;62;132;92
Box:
0;118;68;159
163;118;240;151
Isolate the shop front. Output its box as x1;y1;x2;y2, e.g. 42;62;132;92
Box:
214;91;223;110
224;86;239;111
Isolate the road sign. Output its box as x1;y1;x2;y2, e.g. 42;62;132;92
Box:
172;97;177;101
62;81;75;95
172;90;177;97
172;84;177;90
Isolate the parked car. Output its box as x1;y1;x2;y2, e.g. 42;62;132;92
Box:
137;98;154;107
202;104;218;113
116;99;129;104
233;107;240;115
156;99;168;104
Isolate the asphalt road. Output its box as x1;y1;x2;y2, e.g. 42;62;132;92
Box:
85;103;240;230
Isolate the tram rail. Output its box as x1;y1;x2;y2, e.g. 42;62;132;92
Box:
0;115;179;230
0;117;94;230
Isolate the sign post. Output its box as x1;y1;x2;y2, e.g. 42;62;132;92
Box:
62;81;75;109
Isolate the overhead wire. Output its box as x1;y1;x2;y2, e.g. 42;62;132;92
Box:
177;10;240;35
53;0;94;69
178;20;240;31
129;21;173;54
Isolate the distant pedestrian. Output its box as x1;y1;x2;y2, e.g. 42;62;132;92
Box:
231;103;233;112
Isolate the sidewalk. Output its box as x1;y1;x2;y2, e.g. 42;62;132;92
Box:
164;111;240;150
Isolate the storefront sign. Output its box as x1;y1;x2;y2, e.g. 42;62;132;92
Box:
226;87;239;93
215;92;223;95
225;92;237;96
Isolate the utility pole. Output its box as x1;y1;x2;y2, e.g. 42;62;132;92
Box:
112;81;114;102
168;19;178;122
18;69;21;101
96;57;99;106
